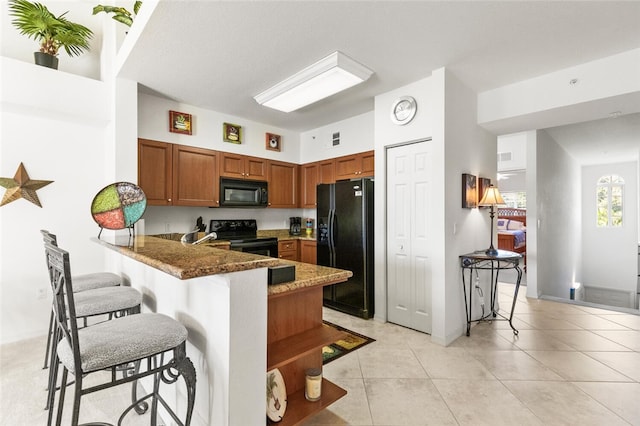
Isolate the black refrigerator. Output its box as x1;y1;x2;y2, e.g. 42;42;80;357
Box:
317;178;374;319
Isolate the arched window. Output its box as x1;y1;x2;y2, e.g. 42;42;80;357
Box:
596;174;624;227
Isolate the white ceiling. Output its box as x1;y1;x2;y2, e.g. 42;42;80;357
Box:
116;1;640;162
545;112;640;166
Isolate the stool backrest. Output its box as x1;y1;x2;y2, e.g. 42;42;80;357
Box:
41;229;58;246
44;242;82;376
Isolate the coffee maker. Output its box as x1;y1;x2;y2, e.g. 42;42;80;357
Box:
289;217;301;235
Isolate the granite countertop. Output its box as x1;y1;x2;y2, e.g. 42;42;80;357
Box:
266;260;352;296
94;235;279;279
258;229;316;241
94;235;351;295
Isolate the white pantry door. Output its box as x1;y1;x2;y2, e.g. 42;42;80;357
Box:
386;140;433;333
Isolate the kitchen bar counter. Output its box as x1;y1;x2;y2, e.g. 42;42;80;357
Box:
94;235;279;279
95;235;351;295
96;233;351;425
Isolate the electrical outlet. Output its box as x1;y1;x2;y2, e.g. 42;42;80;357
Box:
36;287;47;300
165;223;171;232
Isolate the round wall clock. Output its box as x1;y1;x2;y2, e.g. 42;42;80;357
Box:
390;96;417;125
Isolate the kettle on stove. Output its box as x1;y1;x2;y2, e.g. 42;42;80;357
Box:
289;217;302;236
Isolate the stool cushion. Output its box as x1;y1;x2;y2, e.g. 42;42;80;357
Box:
72;272;122;292
74;287;142;317
57;313;188;374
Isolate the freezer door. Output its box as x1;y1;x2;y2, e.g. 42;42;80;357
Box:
316;184;334;267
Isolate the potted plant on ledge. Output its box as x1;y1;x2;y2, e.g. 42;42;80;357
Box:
8;0;93;70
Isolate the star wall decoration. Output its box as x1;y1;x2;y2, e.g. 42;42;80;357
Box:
0;163;53;208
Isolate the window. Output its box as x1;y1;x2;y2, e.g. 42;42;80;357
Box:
596;174;624;227
501;191;526;209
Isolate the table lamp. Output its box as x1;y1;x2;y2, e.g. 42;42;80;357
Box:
478;185;506;256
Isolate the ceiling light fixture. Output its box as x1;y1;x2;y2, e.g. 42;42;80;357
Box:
254;51;374;113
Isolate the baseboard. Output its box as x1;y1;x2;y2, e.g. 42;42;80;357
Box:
583;285;636;309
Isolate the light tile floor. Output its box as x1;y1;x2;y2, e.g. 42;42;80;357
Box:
309;283;640;426
1;282;639;425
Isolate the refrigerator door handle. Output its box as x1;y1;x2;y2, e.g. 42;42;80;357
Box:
329;208;336;267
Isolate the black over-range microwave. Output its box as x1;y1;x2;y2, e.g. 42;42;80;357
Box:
219;177;268;207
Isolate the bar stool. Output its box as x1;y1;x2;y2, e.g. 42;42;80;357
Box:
41;230;124;369
40;231;143;411
44;242;196;426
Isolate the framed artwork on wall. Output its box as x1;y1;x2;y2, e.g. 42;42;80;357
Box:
223;123;242;144
462;173;477;209
265;133;281;151
478;177;491;207
169;110;192;135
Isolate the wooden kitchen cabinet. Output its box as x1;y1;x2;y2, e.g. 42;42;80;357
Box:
267;285;347;426
219;152;268;180
300;163;319;209
318;159;335;184
334;150;374;180
278;239;298;261
268;160;298;208
299;240;317;264
138;139;173;205
139;139;220;207
300;159;335;208
172;144;220;206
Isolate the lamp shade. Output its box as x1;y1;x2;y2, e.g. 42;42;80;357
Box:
478;185;505;206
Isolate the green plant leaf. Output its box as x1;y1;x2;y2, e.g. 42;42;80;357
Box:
9;0;93;57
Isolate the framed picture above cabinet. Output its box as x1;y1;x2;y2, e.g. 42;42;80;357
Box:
223;123;242;144
265;133;281;152
169;110;192;135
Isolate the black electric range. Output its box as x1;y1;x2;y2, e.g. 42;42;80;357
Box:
209;219;278;258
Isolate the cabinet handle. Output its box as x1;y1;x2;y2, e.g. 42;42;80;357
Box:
168;198;172;202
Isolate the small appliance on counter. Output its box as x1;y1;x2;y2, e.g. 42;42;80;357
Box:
289;217;302;235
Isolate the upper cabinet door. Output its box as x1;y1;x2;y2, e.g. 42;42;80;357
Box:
138;139;173;205
220;152;268;180
245;156;268;180
172;145;219;207
268;160;298;208
334;151;374;180
219;152;245;179
300;162;319;208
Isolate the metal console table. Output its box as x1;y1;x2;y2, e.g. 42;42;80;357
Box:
459;250;523;336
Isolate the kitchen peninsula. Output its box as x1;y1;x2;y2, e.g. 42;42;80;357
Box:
96;235;352;426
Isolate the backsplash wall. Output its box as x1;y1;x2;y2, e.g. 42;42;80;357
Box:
141;206;316;235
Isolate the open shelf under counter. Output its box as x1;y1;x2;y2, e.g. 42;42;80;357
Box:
267;325;347;371
267;379;347;426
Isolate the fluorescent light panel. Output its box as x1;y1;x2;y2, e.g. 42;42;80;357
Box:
254;51;373;113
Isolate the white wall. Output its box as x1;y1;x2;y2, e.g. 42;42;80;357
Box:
373;68;495;345
581;162;638;294
299;112;374;163
0;57;111;343
497;132;527;171
374;74;435;331
138;93;301;164
441;69;497;344
535;130;582;299
478;48;640;135
0;1;103;80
